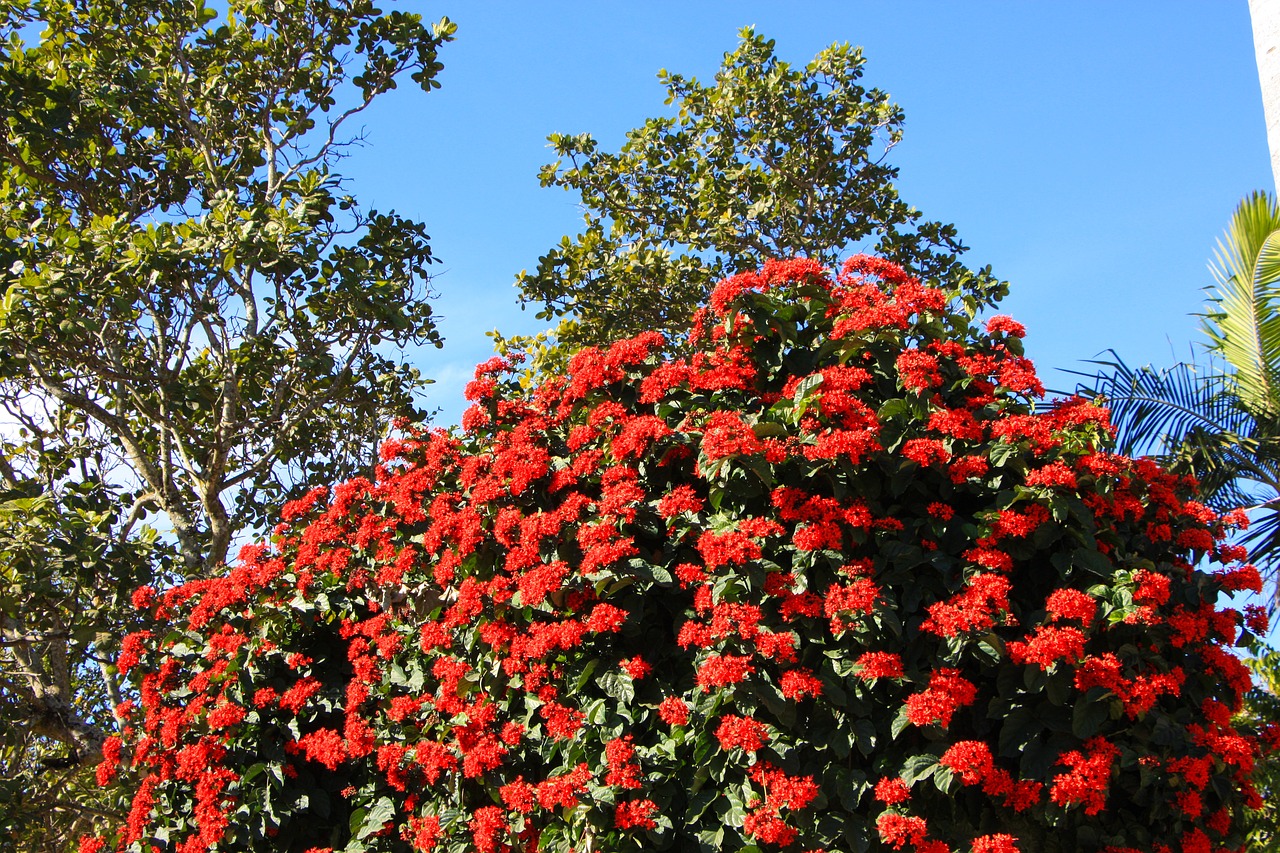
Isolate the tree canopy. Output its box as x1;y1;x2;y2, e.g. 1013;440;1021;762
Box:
0;0;455;572
0;1;454;845
507;29;1003;371
88;257;1267;853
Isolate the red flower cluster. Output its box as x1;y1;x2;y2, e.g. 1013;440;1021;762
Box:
904;668;978;728
1050;737;1119;815
715;715;771;753
88;256;1263;853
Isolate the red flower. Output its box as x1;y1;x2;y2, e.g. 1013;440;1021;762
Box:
613;415;673;459
874;777;912;805
697;529;762;568
501;779;535;813
621;656;652;679
657;485;704;518
921;574;1011;637
586;603;627;633
985;315;1026;337
278;677;322;714
948;454;990;483
1049;737;1118;815
536;763;592;809
95;736;122;786
927;502;955;520
540;702;585;739
658;696;690;726
824;578;881;632
1025;461;1077;489
971;833;1020;853
855;651;904;680
939;740;994;785
1007;626;1086;671
1044;588;1097;624
206;701;246;731
779;667;824;699
715;715;770;753
696;654;755;691
963;546;1013;573
605;736;643;789
905;668;978;728
294;728;347;771
117;631;151;676
1132;570;1171;607
876;813;927;850
408;815;442;850
615;799;659;830
903;438;952;466
743;811;797;846
469;805;507;853
700;410;764;460
1216;564;1262;593
896;349;942;392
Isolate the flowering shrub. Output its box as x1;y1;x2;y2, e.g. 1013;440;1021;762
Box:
89;257;1269;852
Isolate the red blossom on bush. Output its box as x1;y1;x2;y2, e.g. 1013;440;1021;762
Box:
715;714;770;753
874;776;912;805
856;651;904;680
877;813;928;850
614;799;658;830
1050;737;1120;816
86;256;1265;853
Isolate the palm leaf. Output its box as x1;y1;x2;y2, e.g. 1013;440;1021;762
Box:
1072;354;1280;509
1074;354;1250;457
1204;190;1280;418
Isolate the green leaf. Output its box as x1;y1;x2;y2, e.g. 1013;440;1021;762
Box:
597;670;635;704
355;797;396;840
1071;695;1110;739
900;753;938;784
890;704;911;740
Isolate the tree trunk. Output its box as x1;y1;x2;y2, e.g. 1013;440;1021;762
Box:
1250;0;1280;192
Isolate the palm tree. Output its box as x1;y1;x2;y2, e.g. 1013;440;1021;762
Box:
1082;191;1280;608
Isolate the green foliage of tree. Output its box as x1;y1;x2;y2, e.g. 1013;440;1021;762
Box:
1237;644;1280;849
0;1;454;847
0;412;168;850
0;0;454;572
505;29;1004;372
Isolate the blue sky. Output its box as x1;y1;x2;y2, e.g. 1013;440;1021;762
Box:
337;2;1268;426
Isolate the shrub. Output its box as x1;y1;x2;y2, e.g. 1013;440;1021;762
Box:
90;257;1266;853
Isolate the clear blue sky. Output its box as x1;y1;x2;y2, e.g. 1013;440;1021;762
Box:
338;1;1268;426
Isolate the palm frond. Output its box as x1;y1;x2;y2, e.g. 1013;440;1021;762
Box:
1204;190;1280;418
1073;353;1251;457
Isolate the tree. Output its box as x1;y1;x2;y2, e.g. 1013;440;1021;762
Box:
0;0;454;846
0;0;454;573
505;29;1003;371
89;257;1264;852
0;416;169;851
1081;192;1280;607
1237;645;1280;848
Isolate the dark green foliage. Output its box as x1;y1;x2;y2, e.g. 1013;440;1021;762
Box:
509;29;1004;371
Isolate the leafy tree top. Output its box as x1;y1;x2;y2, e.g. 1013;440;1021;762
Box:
0;0;456;571
510;29;1003;370
92;257;1266;853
